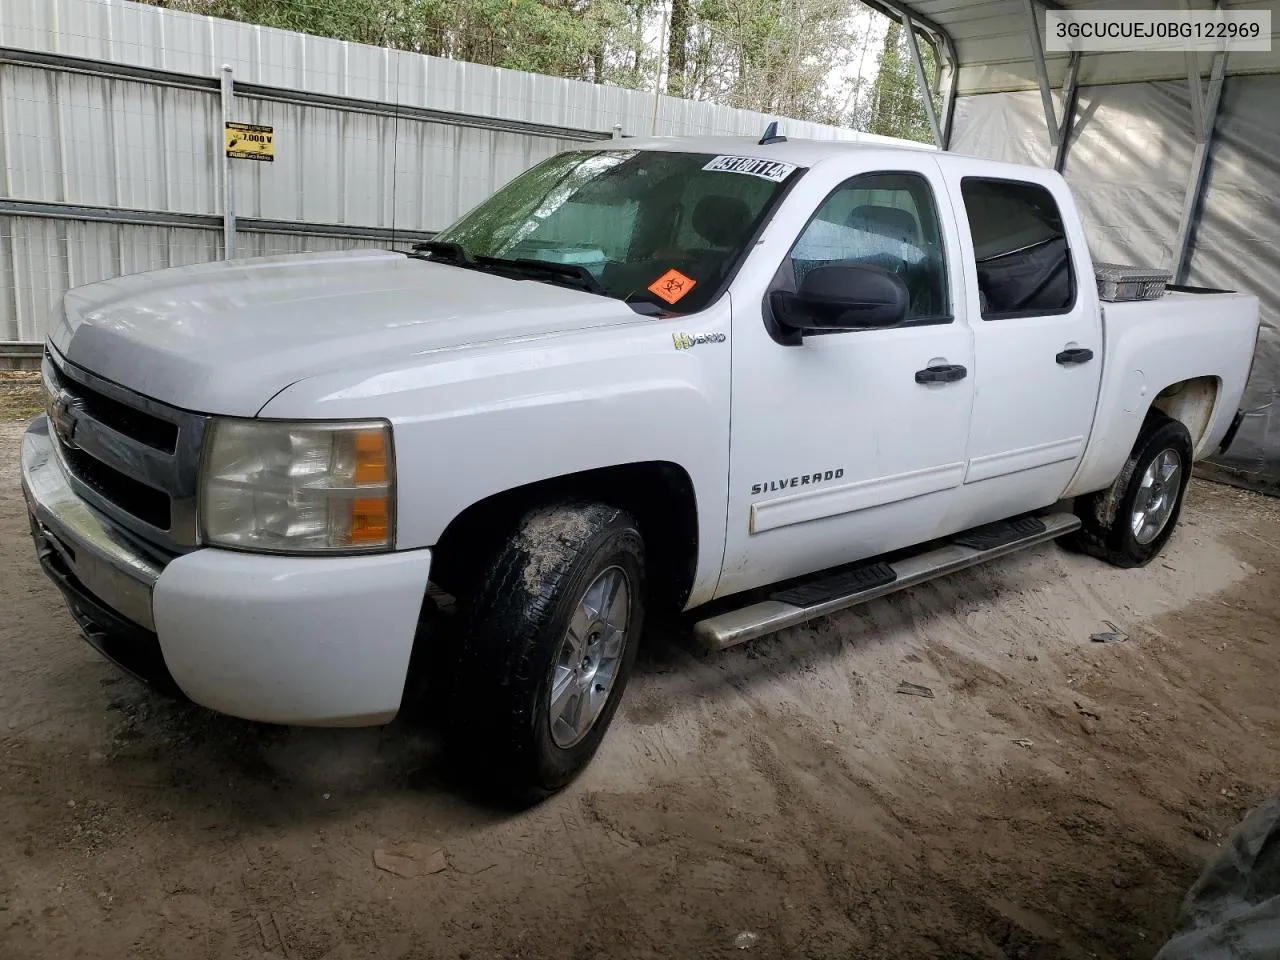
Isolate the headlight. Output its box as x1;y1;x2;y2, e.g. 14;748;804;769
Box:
199;418;395;553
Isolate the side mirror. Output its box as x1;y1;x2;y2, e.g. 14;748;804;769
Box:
770;262;908;335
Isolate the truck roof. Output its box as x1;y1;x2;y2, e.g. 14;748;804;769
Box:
592;134;937;166
588;134;1057;183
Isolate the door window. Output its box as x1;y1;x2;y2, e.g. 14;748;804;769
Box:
959;177;1076;319
787;172;950;324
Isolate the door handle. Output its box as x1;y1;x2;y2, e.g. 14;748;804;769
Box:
1056;347;1094;365
915;364;968;384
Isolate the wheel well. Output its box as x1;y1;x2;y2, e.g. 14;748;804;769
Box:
1150;376;1220;456
430;462;699;614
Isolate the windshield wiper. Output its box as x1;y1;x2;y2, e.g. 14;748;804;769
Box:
408;240;476;267
408;245;609;298
474;256;607;297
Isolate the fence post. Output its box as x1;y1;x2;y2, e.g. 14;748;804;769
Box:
650;3;667;135
220;64;236;260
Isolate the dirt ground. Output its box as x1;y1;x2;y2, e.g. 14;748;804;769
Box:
3;417;1280;960
0;372;41;421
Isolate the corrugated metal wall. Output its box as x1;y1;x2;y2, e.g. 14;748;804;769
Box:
0;0;904;343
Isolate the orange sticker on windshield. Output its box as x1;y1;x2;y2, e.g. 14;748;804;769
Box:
648;269;696;305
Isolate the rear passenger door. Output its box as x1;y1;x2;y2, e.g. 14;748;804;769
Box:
935;163;1103;529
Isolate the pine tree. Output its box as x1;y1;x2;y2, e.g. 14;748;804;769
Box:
868;20;934;142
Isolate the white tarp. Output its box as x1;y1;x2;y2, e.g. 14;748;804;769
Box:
1155;793;1280;959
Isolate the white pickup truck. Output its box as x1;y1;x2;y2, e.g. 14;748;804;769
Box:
21;134;1259;796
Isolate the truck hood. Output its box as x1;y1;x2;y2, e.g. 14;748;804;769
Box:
50;249;642;417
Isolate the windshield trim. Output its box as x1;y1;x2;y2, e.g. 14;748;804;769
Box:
688;161;808;317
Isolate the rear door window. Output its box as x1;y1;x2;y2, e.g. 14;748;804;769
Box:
960;178;1076;319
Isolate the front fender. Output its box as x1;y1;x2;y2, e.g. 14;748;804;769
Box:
259;300;733;605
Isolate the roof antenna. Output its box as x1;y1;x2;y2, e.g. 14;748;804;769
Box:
758;120;787;145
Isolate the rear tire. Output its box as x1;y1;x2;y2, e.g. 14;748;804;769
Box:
1065;411;1193;568
446;501;645;800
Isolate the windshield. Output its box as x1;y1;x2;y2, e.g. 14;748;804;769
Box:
429;149;798;313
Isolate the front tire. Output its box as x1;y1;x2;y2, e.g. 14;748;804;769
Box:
1066;411;1193;568
448;502;645;799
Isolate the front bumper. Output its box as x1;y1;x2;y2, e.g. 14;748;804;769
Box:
21;415;433;726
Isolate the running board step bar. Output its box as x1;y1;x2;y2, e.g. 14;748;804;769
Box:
693;512;1081;651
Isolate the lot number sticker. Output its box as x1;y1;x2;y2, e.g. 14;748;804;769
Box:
225;122;274;161
702;155;796;182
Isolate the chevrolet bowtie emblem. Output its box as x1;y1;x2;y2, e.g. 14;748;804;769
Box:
49;392;82;450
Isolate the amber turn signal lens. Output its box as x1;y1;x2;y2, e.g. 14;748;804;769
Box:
350;496;390;544
353;430;388;485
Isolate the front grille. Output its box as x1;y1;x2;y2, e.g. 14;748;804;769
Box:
44;348;207;551
54;370;179;453
60;444;172;529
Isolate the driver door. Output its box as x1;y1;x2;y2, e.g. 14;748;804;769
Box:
717;159;975;599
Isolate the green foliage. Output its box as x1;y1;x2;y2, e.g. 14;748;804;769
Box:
153;0;629;78
680;0;869;122
143;0;939;138
867;19;939;144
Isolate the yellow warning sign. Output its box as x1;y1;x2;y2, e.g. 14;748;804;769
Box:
224;122;274;161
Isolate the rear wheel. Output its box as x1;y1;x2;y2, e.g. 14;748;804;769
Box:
1065;411;1193;568
446;501;645;799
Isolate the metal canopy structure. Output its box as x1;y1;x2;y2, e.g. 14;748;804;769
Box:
870;0;1269;231
865;0;1280;487
873;0;1279;94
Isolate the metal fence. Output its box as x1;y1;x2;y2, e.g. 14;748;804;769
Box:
0;0;906;344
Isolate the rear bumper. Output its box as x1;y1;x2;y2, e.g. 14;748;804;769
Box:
22;415;433;726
